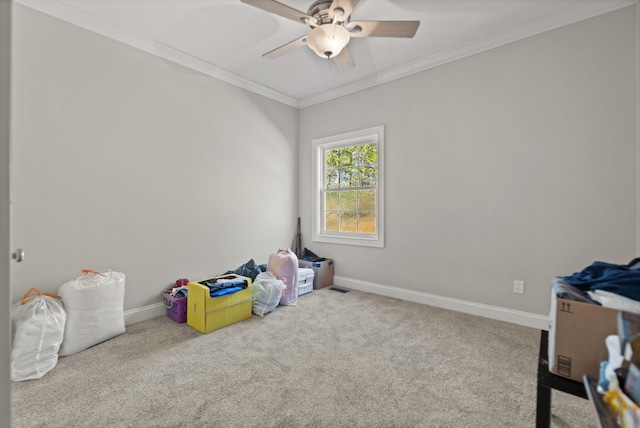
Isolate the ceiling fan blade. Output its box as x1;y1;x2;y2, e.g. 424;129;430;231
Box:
329;0;360;21
348;20;420;38
263;34;308;59
333;46;355;71
241;0;316;25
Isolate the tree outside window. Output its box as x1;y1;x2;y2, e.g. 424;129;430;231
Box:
323;143;377;235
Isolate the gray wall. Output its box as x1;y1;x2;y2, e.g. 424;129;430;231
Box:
298;7;637;316
637;3;640;254
1;0;11;425
11;5;299;310
9;4;639;321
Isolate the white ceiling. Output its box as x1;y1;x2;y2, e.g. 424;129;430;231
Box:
15;0;636;108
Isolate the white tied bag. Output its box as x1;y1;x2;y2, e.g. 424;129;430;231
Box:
251;271;285;316
11;288;67;382
58;269;126;356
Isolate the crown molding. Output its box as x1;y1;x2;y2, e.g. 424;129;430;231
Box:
13;0;300;108
298;0;637;108
15;0;636;110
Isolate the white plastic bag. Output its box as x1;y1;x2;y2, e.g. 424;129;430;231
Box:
252;272;285;317
267;248;299;306
58;269;125;356
11;288;66;382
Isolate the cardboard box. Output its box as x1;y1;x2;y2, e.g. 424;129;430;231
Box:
187;274;252;334
299;259;334;289
548;291;619;381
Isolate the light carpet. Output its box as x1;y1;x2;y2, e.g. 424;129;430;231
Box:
11;288;596;427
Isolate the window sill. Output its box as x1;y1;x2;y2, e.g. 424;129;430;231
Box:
312;233;384;248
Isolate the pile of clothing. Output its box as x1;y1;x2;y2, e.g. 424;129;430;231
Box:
166;278;189;298
200;276;249;297
554;258;640;312
300;248;326;263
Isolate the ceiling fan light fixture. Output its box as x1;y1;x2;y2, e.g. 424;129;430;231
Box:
306;24;350;59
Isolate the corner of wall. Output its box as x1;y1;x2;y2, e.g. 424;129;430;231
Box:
637;2;640;256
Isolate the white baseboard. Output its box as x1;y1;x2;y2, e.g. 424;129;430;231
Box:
124;302;166;326
333;275;549;330
122;278;550;330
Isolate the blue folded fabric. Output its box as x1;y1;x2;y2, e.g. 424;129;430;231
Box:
210;286;242;297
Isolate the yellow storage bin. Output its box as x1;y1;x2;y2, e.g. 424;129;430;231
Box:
187;274;252;334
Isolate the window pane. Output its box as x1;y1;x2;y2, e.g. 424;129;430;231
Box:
358;190;376;211
325;149;340;168
358;212;376;234
361;167;377;186
339;148;353;167
325;191;339;210
339;191;356;210
339;168;351;188
340;212;357;232
350;168;360;187
325;212;339;232
357;144;377;167
326;169;340;189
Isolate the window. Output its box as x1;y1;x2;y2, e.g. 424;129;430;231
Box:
312;126;384;247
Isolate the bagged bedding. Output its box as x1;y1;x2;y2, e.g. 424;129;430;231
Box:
58;269;125;356
267;248;299;306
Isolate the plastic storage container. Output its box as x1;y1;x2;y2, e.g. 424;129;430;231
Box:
163;292;187;323
298;268;314;296
299;259;334;289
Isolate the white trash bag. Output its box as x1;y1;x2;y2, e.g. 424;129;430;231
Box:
58;269;126;356
11;288;66;382
252;271;285;317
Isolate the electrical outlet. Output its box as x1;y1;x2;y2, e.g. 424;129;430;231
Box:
514;280;525;294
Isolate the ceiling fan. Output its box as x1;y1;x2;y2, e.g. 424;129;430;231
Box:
241;0;420;71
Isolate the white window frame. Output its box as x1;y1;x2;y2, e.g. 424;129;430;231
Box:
312;125;384;248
